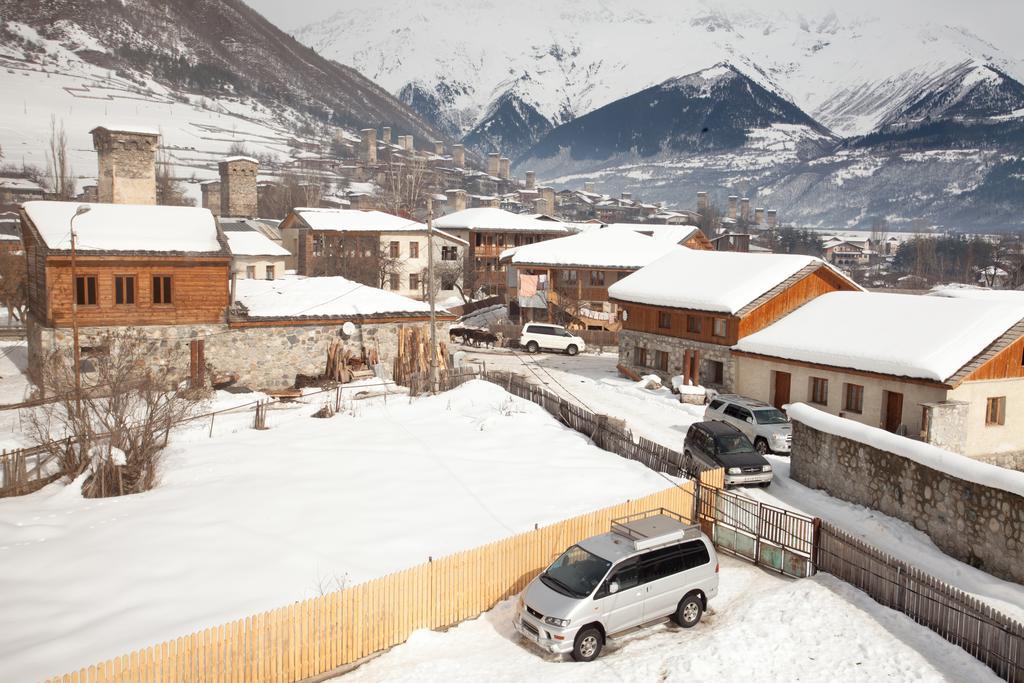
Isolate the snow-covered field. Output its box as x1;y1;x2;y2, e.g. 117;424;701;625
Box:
0;380;677;682
340;555;998;682
458;348;1024;623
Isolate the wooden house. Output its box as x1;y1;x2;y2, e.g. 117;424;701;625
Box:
433;208;569;299
734;290;1024;462
608;249;860;390
501;228;684;329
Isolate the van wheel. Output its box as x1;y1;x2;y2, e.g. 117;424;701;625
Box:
571;626;603;662
566;344;579;356
754;438;769;455
675;595;703;628
526;341;539;353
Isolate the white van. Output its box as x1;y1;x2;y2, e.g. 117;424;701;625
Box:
519;323;586;356
514;510;719;662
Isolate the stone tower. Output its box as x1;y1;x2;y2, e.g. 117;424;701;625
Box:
200;180;222;216
727;196;738;219
487;153;501;177
381;127;392;145
499;157;511;179
90;125;159;205
445;189;467;213
219;157;259;218
525;171;536;190
451;144;465;167
360;129;377;164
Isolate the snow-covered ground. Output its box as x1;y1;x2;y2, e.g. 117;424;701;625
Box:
340;555;998;682
457;348;1024;623
0;381;677;682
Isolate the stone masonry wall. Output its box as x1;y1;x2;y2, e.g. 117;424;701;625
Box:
790;419;1024;584
618;330;735;391
30;319;447;390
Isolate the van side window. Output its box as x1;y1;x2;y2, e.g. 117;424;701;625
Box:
681;540;711;570
639;546;685;584
708;399;724;411
724;404;750;421
596;559;638;598
526;325;540;334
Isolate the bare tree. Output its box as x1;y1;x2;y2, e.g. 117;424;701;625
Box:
423;258;468;303
156;149;195;206
27;330;204;498
0;250;27;324
378;150;438;219
46;116;75;200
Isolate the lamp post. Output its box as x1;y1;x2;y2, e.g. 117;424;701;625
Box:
70;205;91;420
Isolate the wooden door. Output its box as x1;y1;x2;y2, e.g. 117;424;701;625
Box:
772;371;791;409
884;391;903;433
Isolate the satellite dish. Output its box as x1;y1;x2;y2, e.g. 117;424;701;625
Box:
341;321;356;337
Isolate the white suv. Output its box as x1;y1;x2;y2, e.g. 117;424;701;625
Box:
520;324;586;356
704;394;792;455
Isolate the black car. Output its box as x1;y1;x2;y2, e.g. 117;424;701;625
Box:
683;421;773;488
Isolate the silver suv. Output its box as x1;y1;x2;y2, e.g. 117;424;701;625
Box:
514;510;719;662
704;394;791;455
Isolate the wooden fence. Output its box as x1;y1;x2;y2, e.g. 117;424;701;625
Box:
44;483;697;683
817;521;1024;682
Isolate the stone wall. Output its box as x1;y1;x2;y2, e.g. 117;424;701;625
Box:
790;418;1024;584
29;319;446;390
92;129;158;205
219;159;258;218
618;329;734;391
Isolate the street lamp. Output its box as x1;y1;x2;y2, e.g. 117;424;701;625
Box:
70;205;91;420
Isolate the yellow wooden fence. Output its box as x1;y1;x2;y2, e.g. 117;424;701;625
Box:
45;480;702;682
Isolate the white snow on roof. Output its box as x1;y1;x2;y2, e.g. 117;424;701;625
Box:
433;207;569;233
91;124;160;136
294;208;422;233
235;275;435;319
225;231;290;257
0;178;44;192
506;228;682;269
222;156;259;164
735;291;1024;382
603;223;699;244
608;249;820;314
788;403;1024;499
23;201;222;253
928;285;1024;303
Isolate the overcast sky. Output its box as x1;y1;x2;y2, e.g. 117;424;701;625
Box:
244;0;1024;59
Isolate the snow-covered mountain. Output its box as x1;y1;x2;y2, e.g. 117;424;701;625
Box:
0;0;440;203
294;1;1023;146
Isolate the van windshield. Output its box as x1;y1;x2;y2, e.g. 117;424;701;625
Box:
753;408;788;425
541;545;612;598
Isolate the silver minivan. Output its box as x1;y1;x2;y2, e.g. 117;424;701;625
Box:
513;509;719;662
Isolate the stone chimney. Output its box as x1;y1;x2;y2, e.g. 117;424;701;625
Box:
487;152;501;177
433;140;445;156
451;144;465;167
219;156;259;218
91;125;159;205
754;207;765;225
445;188;467;213
201;180;221;216
381;127;392;145
80;184;98;203
525;171;536;190
360;128;377;164
740;197;751;221
697;191;709;212
499;157;511;179
727;195;738;220
766;209;778;228
400;135;414;152
583;182;595;193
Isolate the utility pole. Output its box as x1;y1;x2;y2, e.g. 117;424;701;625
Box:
69;205;91;421
427;196;438;392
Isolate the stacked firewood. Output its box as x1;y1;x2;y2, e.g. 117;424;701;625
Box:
393;326;448;386
324;341;377;384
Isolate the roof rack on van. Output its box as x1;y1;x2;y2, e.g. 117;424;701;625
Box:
610;508;701;551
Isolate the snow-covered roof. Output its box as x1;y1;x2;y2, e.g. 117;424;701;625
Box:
505;228;682;270
608;249;826;314
788;403;1024;499
0;177;45;192
222;156;259;164
929;285;1024;303
602;223;700;244
735;291;1024;382
22;201;224;254
234;276;440;320
293;208;422;233
90;124;159;136
433;207;570;233
225;231;290;258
